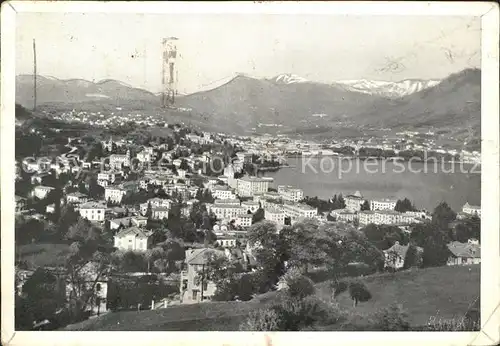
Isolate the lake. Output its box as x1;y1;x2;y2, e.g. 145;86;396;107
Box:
262;157;481;211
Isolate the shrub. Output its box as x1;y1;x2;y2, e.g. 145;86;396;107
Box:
372;304;410;331
425;315;480;331
331;280;348;298
239;296;344;331
239;308;281;331
348;281;372;307
282;268;315;299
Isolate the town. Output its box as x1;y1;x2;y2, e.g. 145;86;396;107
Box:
43;106;481;164
15;118;481;331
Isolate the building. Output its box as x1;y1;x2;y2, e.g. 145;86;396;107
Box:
79;202;106;222
109;216;147;230
241;200;260;213
180;248;227;304
109;150;130;169
358;210;419;226
66;192;88;205
282;202;318;224
277;185;304;203
212;185;236;200
345;191;365;212
113;227;153;252
236;152;253;164
330;209;358;223
152;207;169;220
65;261;110;316
136;150;152;163
97;172;118;184
383;242;423;270
214;199;241;206
236;176;270;197
264;207;285;226
235;214;253;228
370;198;397;211
446;241;481;266
210;204;246;221
105;186;127;204
216;236;238;248
140;198;172;215
32;185;55;199
462;202;481;218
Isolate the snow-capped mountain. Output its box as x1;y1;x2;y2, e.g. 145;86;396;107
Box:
334;78;441;98
272;73;309;84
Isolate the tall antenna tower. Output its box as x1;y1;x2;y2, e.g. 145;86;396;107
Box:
161;37;179;108
33;38;37;111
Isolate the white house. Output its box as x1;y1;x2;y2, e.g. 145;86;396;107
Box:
66;192;88;205
212;185;235;200
277;185;304;203
152;207;169;220
264;207;285;226
235;214;253;228
79;202;106;222
462;202;481;218
344;191;365;212
32;185;55;199
114;227;153;252
370;198;397;211
236;176;270;197
447;241;481;266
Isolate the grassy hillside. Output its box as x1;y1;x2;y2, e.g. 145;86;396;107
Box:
17;243;72;268
63;264;479;331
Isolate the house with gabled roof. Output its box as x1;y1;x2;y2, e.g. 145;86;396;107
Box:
113;227;153;252
447;241;481;266
383;241;423;270
180;248;227;304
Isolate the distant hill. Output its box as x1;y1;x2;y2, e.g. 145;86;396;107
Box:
16;75;160;108
15;69;481;141
175;74;381;132
359;68;481;138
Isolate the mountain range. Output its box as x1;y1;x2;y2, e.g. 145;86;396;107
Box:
15;68;480;141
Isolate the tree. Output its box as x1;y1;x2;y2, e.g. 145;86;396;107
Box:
348;281;372;307
57;204;79;238
394;198;416;213
361;224;409;250
432;201;457;231
403;244;422;269
19;268;66;325
252;208;265;224
247;221;287;290
360;200;370;211
196;251;245;301
66;247;112;322
87;177;104;199
337;194;346;209
146;201;153;219
180;159;190;171
453;216;481;243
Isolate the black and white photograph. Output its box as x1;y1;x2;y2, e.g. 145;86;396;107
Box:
1;1;499;345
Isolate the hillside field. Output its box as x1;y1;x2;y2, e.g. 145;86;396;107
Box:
63;264;480;331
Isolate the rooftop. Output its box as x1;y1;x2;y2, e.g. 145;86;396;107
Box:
213;204;245;209
115;227;153;239
447;241;480;258
67;192;88;198
80;202;106;210
239;176;268;183
185;248;226;265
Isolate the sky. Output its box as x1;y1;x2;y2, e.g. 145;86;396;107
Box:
16;13;480;94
